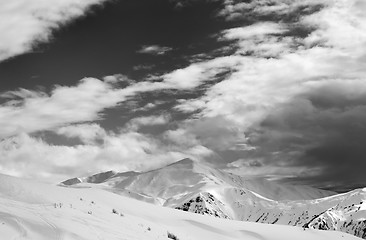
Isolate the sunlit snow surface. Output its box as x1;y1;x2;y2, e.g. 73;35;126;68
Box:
0;167;360;239
62;159;366;239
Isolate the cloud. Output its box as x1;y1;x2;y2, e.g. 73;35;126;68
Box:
134;101;166;112
222;22;293;57
126;114;171;131
1;0;366;189
133;64;155;71
137;45;173;55
169;0;216;9
0;57;229;139
219;0;323;21
0;68;215;139
0;0;110;62
168;0;366;189
0;125;215;182
223;22;286;39
159;55;241;89
0;78;133;138
173;116;248;151
244;79;366;190
163;128;201;148
227;158;263;168
175;0;366;131
56;123;107;145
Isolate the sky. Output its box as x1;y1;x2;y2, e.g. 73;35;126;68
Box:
1;0;366;192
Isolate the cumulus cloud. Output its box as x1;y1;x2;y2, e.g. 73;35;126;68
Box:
0;78;132;138
137;45;173;55
0;125;215;182
169;0;366;189
0;68;219;139
0;0;110;62
0;71;220;181
56;123;107;145
176;0;366;129
126;114;171;131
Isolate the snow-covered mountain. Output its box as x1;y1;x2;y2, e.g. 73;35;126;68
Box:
62;158;334;200
1;173;358;240
173;186;366;239
62;158;366;239
61;170;118;185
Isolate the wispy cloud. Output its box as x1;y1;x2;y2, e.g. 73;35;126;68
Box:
0;64;224;139
0;72;199;139
137;45;173;55
133;64;155;71
219;0;323;21
0;0;110;62
0;78;130;138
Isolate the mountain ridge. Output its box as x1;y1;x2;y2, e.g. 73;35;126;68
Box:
0;172;358;240
62;158;334;201
61;158;366;238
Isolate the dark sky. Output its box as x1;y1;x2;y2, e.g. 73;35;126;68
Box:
0;0;228;92
0;0;366;192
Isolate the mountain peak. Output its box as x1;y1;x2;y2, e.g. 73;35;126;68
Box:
85;170;117;183
61;170;117;185
166;158;196;167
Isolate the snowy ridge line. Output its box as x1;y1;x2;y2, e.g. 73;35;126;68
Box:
60;158;366;238
0;172;360;240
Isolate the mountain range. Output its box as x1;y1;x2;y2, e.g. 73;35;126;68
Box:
1;169;361;240
62;158;366;239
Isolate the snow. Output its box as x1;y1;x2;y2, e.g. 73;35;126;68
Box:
58;158;366;239
0;173;359;240
69;158;334;203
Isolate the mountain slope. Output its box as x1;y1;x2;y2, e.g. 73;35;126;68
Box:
63;158;334;201
173;185;366;239
0;173;357;240
62;158;366;239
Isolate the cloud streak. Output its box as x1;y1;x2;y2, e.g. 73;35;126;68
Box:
137;45;173;55
0;78;131;138
0;0;111;62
